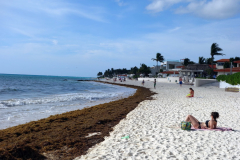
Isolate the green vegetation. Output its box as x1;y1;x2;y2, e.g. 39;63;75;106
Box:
230;57;240;67
210;43;224;69
151;53;164;74
100;64;152;77
198;57;205;64
217;72;240;85
98;53;165;77
97;72;103;77
223;62;230;69
138;63;151;76
205;58;213;65
183;58;195;66
103;68;130;77
197;57;214;65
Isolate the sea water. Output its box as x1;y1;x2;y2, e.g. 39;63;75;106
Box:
0;74;136;130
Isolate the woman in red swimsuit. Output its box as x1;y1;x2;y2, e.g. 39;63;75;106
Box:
186;88;194;98
185;112;219;129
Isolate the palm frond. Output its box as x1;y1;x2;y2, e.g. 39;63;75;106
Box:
214;53;225;56
152;58;157;61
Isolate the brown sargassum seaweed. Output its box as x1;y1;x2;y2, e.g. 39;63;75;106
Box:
0;82;155;160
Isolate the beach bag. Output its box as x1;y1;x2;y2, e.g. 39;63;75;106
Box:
181;121;191;130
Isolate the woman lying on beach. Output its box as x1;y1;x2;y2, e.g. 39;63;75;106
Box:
185;112;219;129
186;88;194;97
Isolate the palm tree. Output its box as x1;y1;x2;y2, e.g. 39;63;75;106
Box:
183;58;195;66
152;53;164;74
198;57;205;64
210;43;224;69
205;58;213;65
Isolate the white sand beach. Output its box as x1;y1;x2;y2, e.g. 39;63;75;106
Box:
75;80;240;160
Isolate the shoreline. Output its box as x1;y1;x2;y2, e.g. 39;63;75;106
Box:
0;81;155;160
0;80;136;130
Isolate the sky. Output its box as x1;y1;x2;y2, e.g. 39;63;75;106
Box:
1;0;240;77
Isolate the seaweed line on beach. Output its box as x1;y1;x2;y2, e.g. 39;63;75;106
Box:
0;81;156;160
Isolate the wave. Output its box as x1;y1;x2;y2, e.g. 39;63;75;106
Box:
0;88;22;93
0;104;9;109
0;90;136;107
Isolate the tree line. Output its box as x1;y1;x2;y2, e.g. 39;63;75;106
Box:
97;43;239;77
97;64;152;77
97;53;165;77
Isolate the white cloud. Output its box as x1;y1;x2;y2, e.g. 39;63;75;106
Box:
40;7;107;22
169;27;181;32
146;0;240;19
176;0;240;19
11;28;34;38
0;1;108;23
115;0;126;6
146;0;184;12
52;40;58;45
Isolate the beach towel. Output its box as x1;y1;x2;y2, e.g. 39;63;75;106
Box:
191;126;233;131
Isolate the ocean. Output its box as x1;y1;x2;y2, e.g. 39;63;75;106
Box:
0;74;136;130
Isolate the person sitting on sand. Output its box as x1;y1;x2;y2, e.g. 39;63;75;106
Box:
186;88;194;98
185;112;219;129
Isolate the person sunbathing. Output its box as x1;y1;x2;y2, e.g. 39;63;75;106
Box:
185;112;219;129
186;88;194;98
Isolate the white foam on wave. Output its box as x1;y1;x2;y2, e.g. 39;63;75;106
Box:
0;104;8;109
0;89;136;107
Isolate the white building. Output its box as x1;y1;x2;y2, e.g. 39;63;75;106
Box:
150;60;183;76
163;60;183;70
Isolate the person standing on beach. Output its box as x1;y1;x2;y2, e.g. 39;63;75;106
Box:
142;80;145;86
154;79;156;89
179;77;182;87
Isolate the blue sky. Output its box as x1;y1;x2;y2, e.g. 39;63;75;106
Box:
1;0;240;77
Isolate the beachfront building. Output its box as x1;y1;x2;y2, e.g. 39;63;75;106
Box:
236;60;240;67
163;60;183;71
215;59;230;69
150;60;182;76
150;65;166;76
214;60;240;76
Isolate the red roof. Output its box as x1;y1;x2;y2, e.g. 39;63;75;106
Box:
216;59;230;62
161;71;179;74
176;66;184;68
234;60;240;64
208;64;216;69
214;67;240;72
